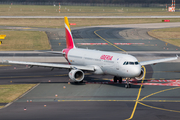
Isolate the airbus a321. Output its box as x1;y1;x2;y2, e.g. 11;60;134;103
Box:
2;17;178;88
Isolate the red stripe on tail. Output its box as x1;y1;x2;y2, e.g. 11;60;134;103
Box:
65;28;75;49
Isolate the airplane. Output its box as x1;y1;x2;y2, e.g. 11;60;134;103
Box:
2;16;178;88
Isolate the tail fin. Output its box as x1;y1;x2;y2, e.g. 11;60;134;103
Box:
64;16;76;49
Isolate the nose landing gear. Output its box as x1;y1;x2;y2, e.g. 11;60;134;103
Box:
125;78;131;88
113;76;131;88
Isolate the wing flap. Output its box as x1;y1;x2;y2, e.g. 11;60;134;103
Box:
2;60;94;71
139;56;178;66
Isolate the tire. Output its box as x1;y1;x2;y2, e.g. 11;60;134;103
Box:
119;77;122;83
125;84;131;88
114;76;122;83
113;76;118;82
80;80;83;83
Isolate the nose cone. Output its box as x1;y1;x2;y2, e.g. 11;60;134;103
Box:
131;65;141;77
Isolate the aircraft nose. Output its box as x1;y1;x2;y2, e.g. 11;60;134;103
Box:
132;65;141;76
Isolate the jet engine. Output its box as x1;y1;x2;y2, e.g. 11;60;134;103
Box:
69;69;84;82
135;68;145;80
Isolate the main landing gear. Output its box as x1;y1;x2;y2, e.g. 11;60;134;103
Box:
113;76;131;88
113;76;122;83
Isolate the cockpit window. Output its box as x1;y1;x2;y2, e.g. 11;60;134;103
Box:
129;62;134;65
123;61;139;65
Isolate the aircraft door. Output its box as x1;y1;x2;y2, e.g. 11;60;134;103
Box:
116;57;122;70
115;57;122;76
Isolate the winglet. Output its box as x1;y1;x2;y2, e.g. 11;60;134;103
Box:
64;16;76;49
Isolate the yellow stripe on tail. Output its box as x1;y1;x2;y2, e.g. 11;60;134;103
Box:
64;16;71;32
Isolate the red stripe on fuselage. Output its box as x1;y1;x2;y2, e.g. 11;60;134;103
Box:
65;28;74;49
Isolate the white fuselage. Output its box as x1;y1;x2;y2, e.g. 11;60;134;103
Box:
66;48;141;78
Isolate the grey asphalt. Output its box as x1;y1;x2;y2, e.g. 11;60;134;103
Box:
1;64;180;119
0;63;180;84
0;101;137;120
1;102;180;120
2;25;179;52
71;27;179;51
1;22;180;120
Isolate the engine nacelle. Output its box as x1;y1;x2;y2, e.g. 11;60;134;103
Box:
135;69;145;80
69;69;84;82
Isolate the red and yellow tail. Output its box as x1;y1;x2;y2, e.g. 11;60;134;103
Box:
64;16;76;49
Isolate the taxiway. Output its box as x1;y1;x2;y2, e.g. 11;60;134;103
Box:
0;22;180;120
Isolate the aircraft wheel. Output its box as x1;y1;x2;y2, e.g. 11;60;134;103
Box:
125;84;131;88
113;76;118;83
114;76;122;83
119;77;122;83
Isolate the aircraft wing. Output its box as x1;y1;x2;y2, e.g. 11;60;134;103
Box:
139;56;178;66
2;60;95;71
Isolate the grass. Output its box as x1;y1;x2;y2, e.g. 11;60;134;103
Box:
0;18;180;28
0;106;4;108
0;5;180;16
0;84;36;103
148;27;180;47
0;30;51;51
